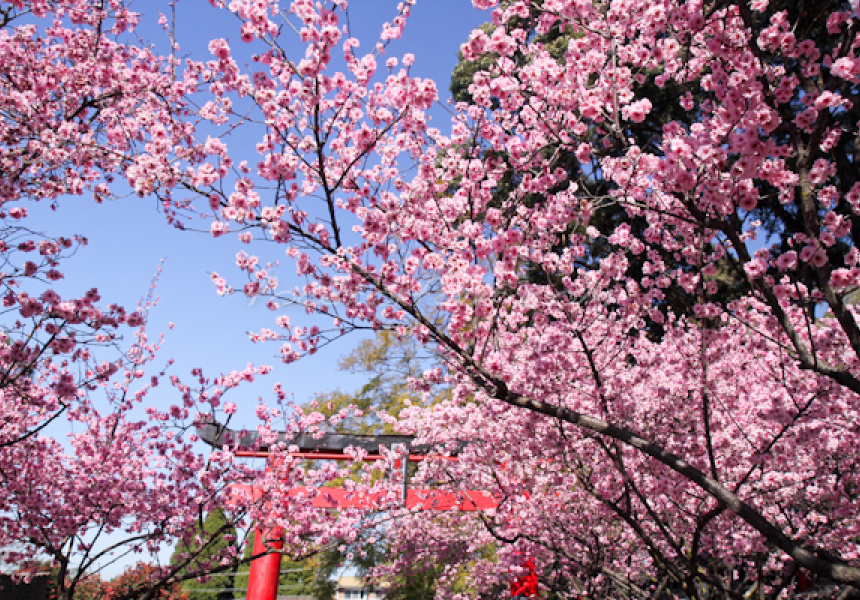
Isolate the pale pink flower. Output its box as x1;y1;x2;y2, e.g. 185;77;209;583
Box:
776;251;798;271
622;98;653;123
744;259;768;278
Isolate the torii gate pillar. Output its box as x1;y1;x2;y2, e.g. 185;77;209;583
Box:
246;526;283;600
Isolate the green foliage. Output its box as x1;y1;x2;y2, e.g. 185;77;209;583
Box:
383;566;437;600
450;23;498;105
310;330;440;434
169;509;237;600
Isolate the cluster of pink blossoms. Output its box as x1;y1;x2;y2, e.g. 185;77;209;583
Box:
6;0;860;598
0;2;352;599
183;0;860;597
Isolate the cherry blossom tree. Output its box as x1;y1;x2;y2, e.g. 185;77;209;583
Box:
167;0;860;597
5;0;860;597
0;2;337;598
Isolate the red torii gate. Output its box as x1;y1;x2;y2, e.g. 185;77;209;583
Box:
198;423;539;600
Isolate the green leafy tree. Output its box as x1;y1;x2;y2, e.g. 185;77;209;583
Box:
170;509;237;600
383;566;437;600
309;330;442;434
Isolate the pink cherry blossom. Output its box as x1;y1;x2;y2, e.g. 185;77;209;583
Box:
622;98;653;123
7;0;860;597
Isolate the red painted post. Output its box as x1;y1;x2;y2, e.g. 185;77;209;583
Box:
510;556;539;598
246;526;283;600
